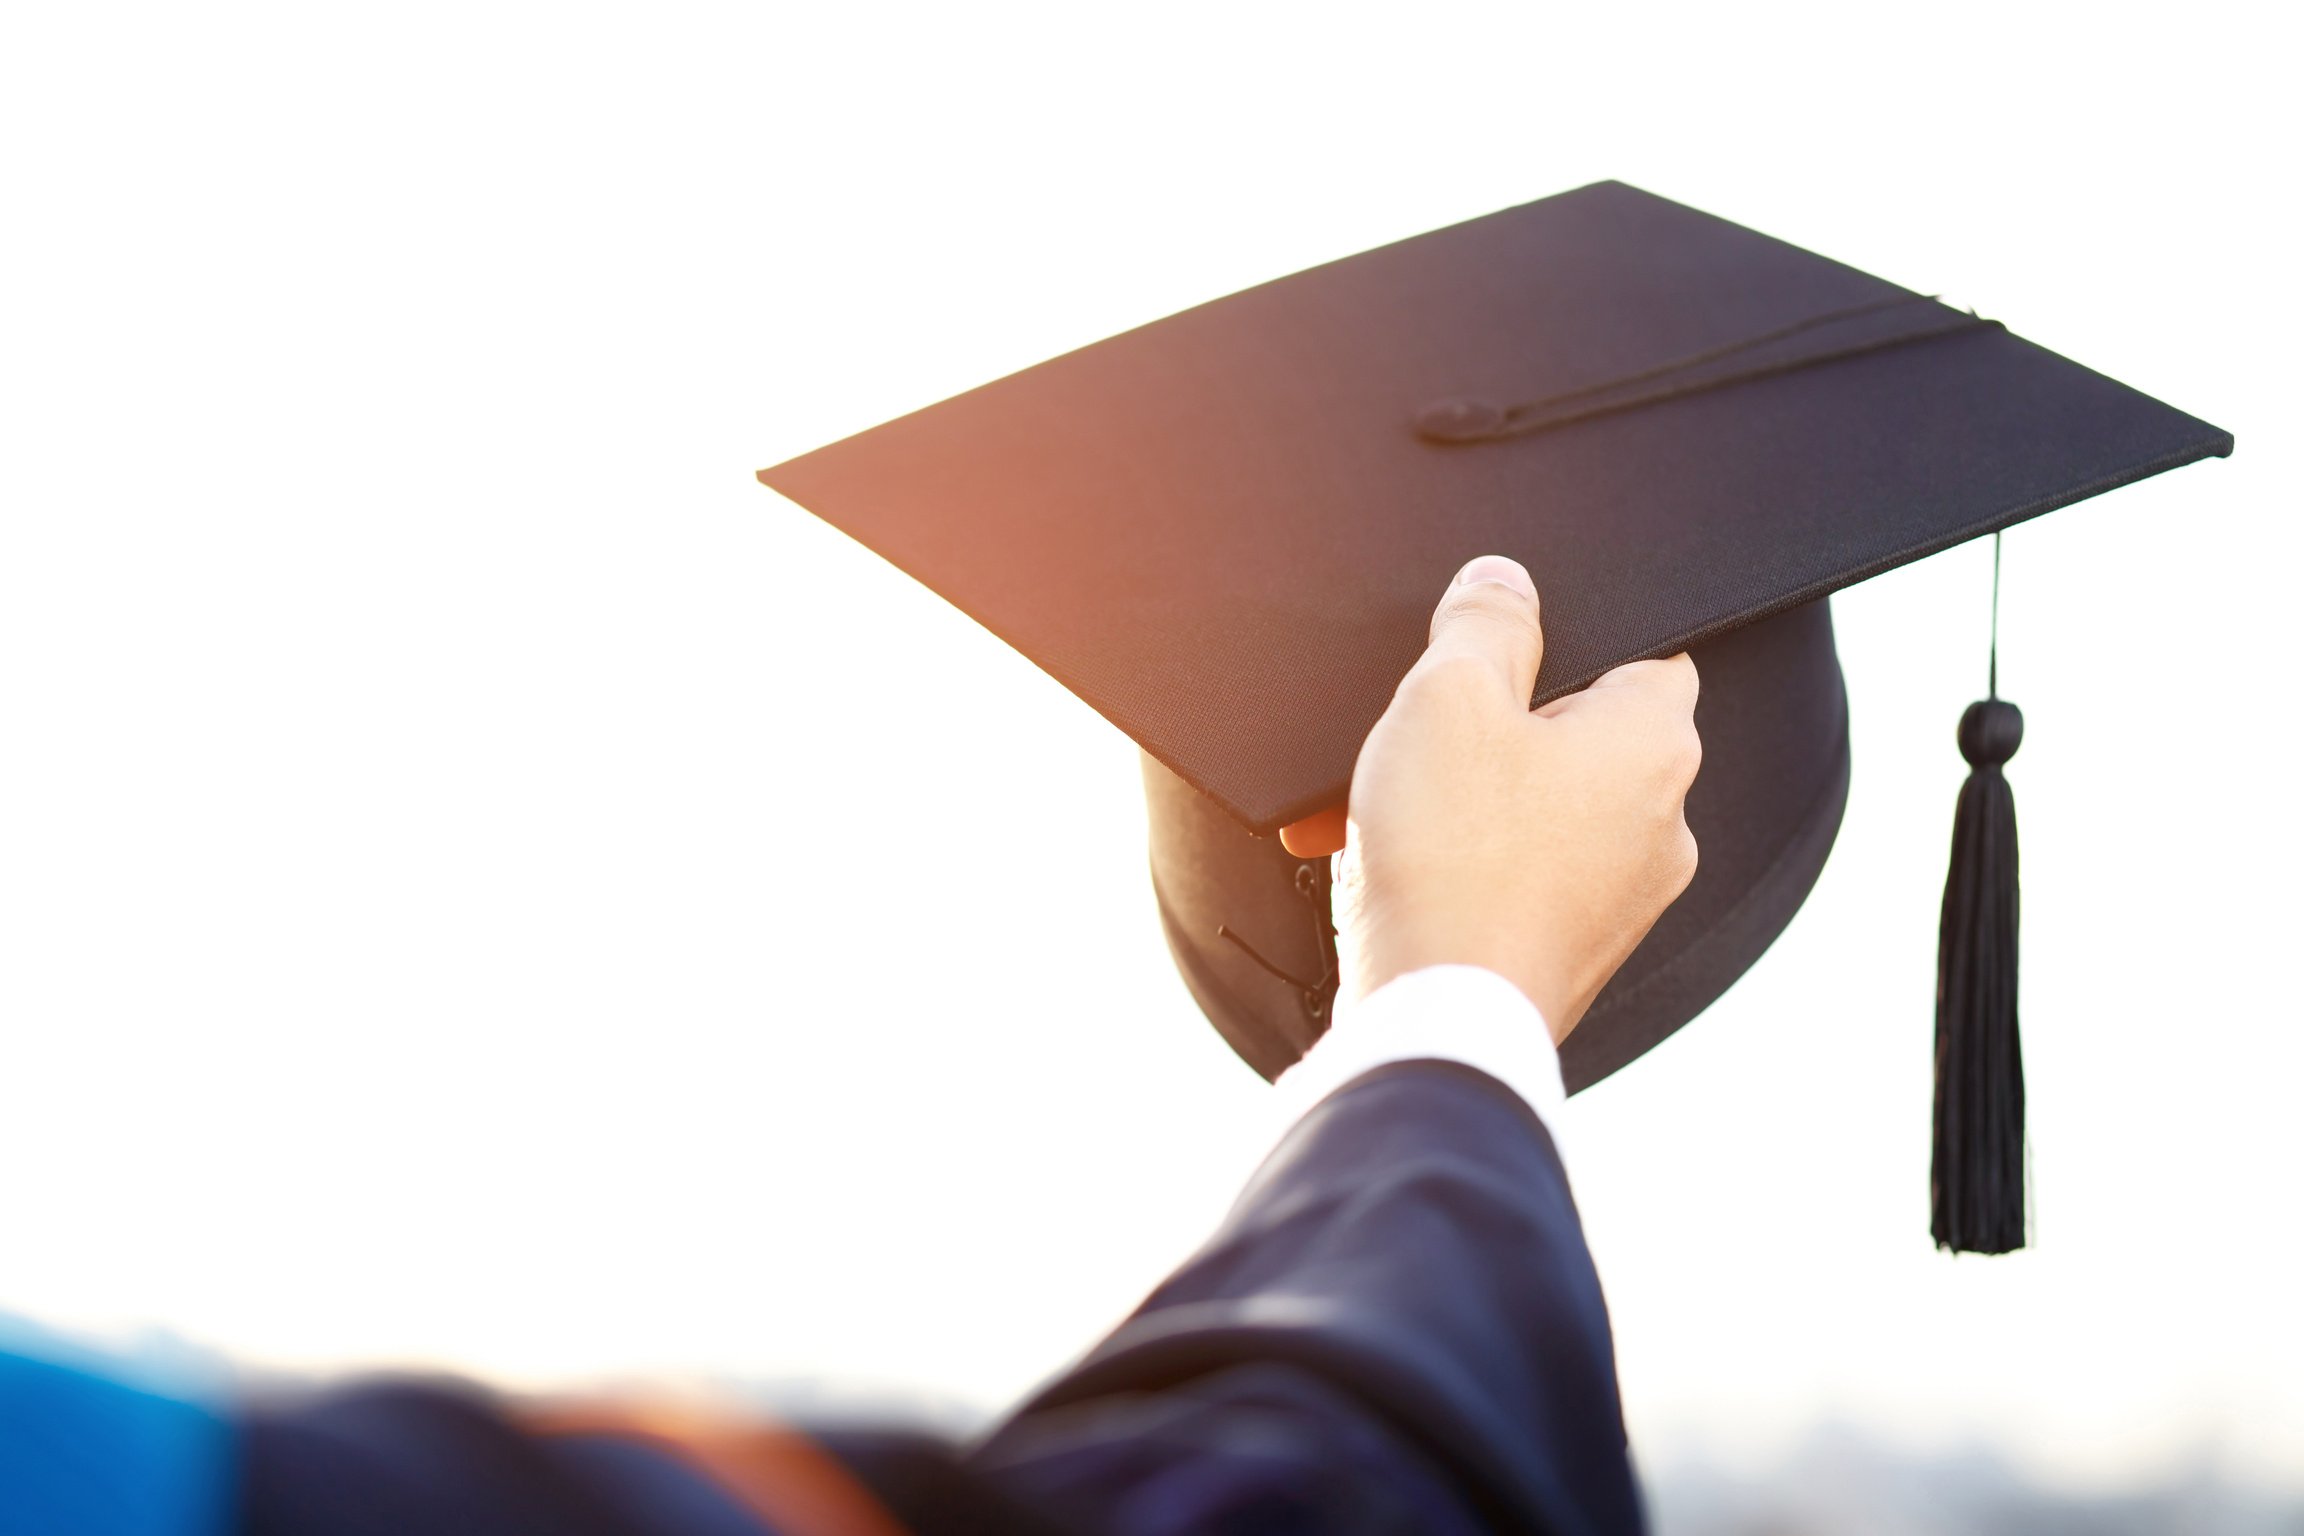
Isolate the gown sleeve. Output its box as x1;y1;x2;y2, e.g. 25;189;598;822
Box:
967;1059;1648;1536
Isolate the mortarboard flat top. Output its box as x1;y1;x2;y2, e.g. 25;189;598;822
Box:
762;180;2231;835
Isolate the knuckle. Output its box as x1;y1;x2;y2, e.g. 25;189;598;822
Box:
1637;717;1702;791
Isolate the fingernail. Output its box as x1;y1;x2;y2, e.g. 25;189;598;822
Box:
1454;555;1535;597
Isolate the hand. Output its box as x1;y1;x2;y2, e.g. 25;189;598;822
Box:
1291;555;1702;1044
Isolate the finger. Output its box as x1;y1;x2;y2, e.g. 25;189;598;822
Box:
1279;803;1349;858
1419;555;1544;703
1587;652;1698;700
1535;653;1699;719
1541;654;1703;787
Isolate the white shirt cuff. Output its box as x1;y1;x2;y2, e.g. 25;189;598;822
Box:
1273;964;1569;1157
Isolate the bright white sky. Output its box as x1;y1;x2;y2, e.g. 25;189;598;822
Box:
3;0;2297;1501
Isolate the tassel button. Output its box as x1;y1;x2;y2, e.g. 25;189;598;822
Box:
1958;698;2024;767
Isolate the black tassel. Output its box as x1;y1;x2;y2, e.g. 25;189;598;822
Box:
1932;534;2027;1254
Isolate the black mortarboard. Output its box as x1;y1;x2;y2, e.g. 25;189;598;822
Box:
759;181;2231;1253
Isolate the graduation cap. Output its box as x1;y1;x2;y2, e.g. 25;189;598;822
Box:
759;181;2231;1254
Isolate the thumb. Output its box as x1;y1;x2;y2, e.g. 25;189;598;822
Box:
1420;555;1544;703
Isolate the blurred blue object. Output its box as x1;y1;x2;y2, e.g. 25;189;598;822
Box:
0;1328;231;1536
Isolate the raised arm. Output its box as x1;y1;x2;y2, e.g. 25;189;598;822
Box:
972;556;1701;1535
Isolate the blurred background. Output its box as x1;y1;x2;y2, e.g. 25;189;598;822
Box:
2;2;2295;1529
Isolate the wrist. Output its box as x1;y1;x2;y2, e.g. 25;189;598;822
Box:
1348;916;1580;1046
